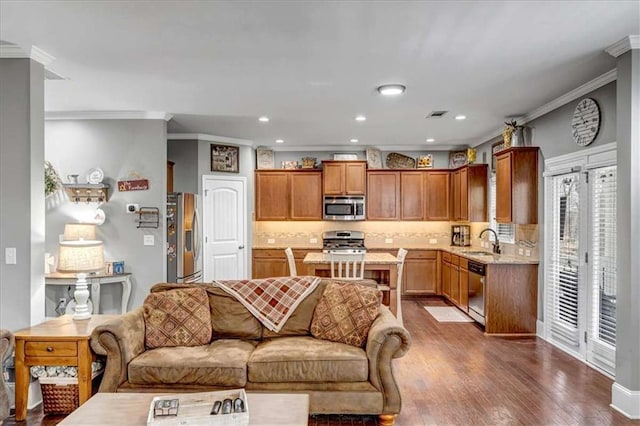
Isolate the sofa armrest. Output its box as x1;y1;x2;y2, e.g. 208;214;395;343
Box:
365;305;411;414
90;308;146;392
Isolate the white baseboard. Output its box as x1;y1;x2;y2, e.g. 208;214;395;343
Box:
536;320;545;338
611;382;640;419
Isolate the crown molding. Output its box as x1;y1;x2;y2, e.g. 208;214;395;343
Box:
473;68;617;147
167;133;254;147
606;35;640;58
0;44;55;66
46;111;173;121
259;144;465;152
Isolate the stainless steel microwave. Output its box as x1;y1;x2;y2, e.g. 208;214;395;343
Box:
323;196;366;221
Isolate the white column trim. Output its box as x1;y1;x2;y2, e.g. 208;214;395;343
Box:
168;133;254;147
611;383;640;419
45;111;173;121
606;35;640;58
0;44;55;66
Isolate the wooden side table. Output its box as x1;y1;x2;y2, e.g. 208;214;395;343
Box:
13;315;119;421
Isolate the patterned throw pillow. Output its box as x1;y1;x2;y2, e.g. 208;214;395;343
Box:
310;281;382;347
143;287;212;349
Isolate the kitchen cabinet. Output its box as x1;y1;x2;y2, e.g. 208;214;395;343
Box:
255;170;322;221
425;171;451;220
495;147;539;224
441;252;451;299
400;172;426;220
459;258;469;310
167;161;174;192
367;171;401;220
451;164;488;222
322;161;366;195
441;253;468;310
402;250;439;295
252;249;321;279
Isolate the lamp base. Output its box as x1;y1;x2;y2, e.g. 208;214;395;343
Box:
73;273;92;321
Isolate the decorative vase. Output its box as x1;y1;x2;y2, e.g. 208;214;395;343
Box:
502;127;514;147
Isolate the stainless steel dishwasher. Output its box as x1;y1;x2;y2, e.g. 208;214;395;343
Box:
467;261;486;325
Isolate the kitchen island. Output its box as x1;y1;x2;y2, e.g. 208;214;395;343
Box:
303;252;399;316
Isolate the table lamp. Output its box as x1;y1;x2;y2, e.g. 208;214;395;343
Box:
63;223;96;241
57;240;105;320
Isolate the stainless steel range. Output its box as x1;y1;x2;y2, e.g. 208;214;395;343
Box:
322;230;367;254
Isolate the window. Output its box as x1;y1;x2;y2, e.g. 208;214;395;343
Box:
489;174;515;244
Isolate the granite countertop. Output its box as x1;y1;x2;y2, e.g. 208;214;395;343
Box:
254;243;538;265
303;252;399;264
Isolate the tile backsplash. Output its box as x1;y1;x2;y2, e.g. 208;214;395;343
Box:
254;221;538;258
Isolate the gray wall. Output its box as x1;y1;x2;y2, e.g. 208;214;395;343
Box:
45;119;167;315
0;58;45;331
167;139;198;193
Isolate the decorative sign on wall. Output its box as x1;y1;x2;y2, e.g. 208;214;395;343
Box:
118;179;149;191
211;144;239;173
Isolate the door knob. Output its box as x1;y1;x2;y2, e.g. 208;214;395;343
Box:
238;245;245;249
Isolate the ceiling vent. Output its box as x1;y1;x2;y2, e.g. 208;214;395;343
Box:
426;111;448;118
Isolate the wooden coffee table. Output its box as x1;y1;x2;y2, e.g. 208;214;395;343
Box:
58;392;309;425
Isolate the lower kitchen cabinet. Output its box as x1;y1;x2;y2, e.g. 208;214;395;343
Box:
459;258;469;310
252;248;321;279
402;250;439;295
441;253;451;299
441;253;468;311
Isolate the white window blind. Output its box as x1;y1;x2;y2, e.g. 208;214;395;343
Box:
589;166;617;348
489;174;515;244
547;172;581;349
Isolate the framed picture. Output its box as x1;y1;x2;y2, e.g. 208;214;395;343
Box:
211;144;239;173
366;148;383;169
417;154;433;169
256;147;274;169
281;160;298;170
448;150;468;168
491;141;505;172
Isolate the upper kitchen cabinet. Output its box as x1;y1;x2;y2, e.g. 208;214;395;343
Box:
495;147;539;224
322;160;366;195
367;171;400;220
255;170;322;221
451;164;488;222
400;172;425;220
425;171;451;220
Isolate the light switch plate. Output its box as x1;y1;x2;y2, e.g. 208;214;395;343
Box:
385;238;393;244
518;248;524;255
267;238;275;244
143;235;155;246
525;249;531;257
429;239;437;244
310;238;318;244
5;247;16;265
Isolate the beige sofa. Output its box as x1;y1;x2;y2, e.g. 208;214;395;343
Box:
91;280;411;425
1;329;14;421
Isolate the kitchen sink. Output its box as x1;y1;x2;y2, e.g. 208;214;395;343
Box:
460;250;494;256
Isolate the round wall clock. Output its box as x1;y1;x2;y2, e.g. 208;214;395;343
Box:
571;98;600;146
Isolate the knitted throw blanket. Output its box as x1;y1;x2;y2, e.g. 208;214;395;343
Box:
214;276;321;332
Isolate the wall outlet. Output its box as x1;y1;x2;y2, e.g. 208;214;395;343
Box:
5;247;16;265
143;235;155;246
525;249;531;257
429;239;437;244
126;203;139;213
267;238;275;244
518;248;524;255
385;238;393;244
310;238;318;244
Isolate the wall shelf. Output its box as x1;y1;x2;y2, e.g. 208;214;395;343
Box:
136;207;160;229
63;184;110;203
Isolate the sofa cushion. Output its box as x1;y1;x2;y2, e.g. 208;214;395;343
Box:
262;280;328;338
128;339;257;386
208;287;263;340
143;287;212;349
248;336;368;383
310;281;381;348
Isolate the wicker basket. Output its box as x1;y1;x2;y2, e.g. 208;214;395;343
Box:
39;377;80;414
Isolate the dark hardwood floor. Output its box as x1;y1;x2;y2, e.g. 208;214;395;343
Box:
4;297;637;425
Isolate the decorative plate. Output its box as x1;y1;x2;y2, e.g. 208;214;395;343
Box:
386;152;416;169
87;168;104;184
417;154;433;169
93;208;106;226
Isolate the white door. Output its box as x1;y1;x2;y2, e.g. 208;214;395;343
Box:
202;176;247;281
544;147;617;376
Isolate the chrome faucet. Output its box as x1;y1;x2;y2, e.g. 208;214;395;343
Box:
479;228;501;254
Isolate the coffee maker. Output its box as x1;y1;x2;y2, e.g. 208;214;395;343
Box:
451;225;471;247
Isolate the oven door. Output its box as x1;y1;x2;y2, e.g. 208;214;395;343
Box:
323;196;365;221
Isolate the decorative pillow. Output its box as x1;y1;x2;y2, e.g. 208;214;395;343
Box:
310;281;382;347
143;287;212;349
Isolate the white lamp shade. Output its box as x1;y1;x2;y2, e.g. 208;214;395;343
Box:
57;240;105;273
63;223;96;241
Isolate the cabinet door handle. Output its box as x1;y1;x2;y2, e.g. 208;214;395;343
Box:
46;347;54;352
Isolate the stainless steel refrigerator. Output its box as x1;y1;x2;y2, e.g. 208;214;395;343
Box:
167;192;202;282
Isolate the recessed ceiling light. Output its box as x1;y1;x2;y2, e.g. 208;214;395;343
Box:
355;115;367;122
350;139;359;143
258;116;270;122
275;139;284;144
426;138;435;143
377;84;406;96
455;114;467;120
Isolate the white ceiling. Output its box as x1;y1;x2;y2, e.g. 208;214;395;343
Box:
1;1;638;150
